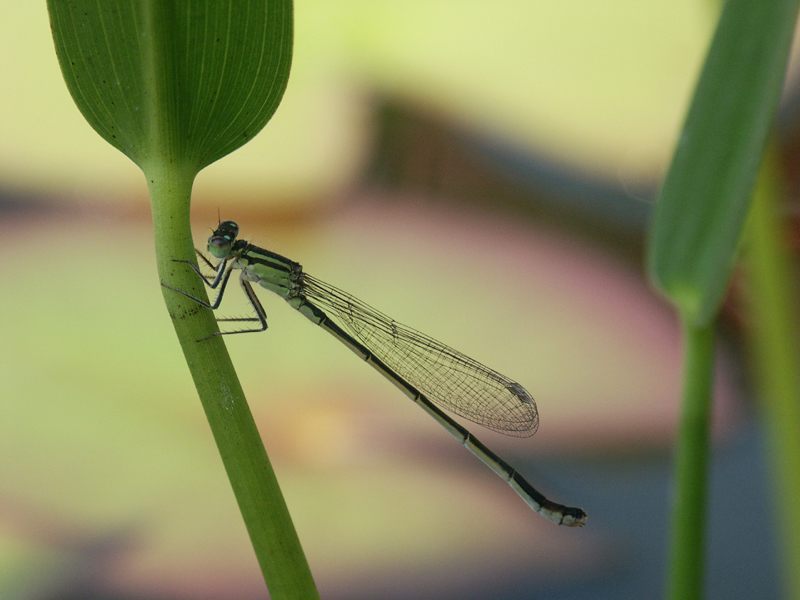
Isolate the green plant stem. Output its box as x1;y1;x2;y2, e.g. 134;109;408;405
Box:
747;154;800;600
147;166;318;600
667;320;715;600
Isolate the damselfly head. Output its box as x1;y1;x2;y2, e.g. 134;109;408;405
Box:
208;220;240;258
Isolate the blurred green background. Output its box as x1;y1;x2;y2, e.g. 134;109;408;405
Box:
1;2;797;599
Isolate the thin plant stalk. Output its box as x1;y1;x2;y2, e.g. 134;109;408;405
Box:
746;153;800;600
148;166;318;599
667;321;715;600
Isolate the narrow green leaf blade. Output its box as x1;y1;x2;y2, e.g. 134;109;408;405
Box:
47;0;292;174
647;0;799;325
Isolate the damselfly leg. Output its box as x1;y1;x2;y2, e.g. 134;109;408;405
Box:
195;248;218;272
165;254;268;338
171;250;227;288
212;275;269;336
162;257;235;310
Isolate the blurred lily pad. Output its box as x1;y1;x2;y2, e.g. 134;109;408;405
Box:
0;198;741;596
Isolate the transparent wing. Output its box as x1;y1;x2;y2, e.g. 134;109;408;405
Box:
300;274;538;437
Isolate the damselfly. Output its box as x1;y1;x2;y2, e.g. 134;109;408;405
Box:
163;220;587;526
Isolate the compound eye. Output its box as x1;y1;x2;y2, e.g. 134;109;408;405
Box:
218;220;239;237
207;235;232;259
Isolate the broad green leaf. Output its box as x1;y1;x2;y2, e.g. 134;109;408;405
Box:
647;0;799;325
47;0;292;175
